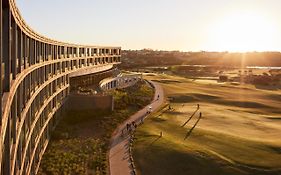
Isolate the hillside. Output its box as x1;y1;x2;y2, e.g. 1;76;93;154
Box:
121;50;281;69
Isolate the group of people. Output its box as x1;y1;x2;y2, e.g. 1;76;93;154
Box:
123;121;137;135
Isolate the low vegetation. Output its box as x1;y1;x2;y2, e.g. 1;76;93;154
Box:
121;50;281;69
38;80;154;175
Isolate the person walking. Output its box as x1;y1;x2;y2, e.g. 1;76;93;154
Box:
126;123;130;131
148;106;152;113
132;121;136;129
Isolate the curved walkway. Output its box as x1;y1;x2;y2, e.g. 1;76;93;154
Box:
109;81;164;175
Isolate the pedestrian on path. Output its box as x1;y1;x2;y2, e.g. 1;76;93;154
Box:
109;81;164;175
197;104;200;109
132;121;136;129
147;106;152;113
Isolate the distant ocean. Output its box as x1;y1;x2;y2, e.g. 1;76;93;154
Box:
246;66;281;70
152;65;281;70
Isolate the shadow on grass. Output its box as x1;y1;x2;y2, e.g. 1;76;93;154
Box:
152;79;182;84
255;84;281;91
266;94;281;102
169;93;277;110
184;113;202;140
165;111;183;115
170;93;221;103
267;145;281;154
149;136;162;146
215;100;274;109
151;117;167;122
265;117;281;120
181;108;199;127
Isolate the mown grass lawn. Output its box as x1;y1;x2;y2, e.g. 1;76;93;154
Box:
133;74;281;175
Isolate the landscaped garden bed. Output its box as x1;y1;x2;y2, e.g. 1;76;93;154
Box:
38;80;154;175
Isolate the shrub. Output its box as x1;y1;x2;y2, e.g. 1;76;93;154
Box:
219;75;228;82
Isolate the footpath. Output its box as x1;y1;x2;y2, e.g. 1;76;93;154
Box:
109;81;164;175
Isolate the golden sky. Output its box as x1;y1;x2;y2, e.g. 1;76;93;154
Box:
17;0;281;52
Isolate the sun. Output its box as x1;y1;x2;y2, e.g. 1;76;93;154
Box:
208;11;278;52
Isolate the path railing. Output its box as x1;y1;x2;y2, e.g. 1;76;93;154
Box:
99;73;142;91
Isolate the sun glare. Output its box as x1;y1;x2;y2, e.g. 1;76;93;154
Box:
208;11;278;52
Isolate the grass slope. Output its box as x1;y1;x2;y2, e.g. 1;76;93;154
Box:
133;74;281;175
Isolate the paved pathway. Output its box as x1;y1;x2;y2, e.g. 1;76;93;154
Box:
109;81;164;175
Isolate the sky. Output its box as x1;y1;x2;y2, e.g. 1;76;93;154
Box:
16;0;281;52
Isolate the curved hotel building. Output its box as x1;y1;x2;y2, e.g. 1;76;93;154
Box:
0;0;121;174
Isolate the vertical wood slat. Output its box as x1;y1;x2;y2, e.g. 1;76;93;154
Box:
22;34;26;69
4;116;11;175
0;0;3;122
17;29;22;73
3;5;11;92
11;20;17;80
